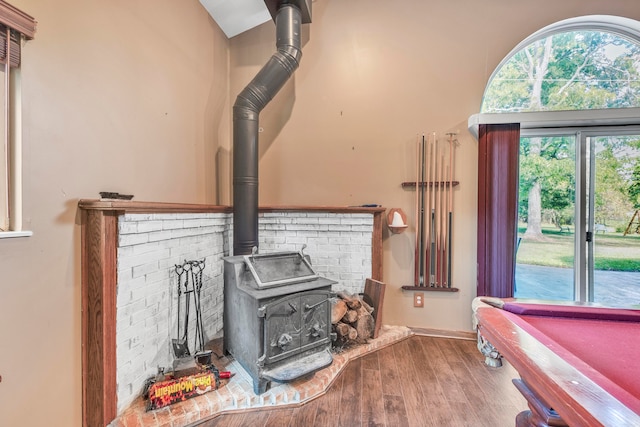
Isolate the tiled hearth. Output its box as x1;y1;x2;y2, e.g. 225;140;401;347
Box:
109;325;411;427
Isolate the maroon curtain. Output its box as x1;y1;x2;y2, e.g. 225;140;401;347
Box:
477;123;520;297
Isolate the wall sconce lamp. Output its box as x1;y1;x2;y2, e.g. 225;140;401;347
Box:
387;208;408;234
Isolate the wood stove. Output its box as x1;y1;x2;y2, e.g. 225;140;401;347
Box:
223;248;336;394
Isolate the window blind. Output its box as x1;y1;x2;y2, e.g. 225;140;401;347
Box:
0;26;21;67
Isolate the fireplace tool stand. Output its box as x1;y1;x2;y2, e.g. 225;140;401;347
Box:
173;259;211;371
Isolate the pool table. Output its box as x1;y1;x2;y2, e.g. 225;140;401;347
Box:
475;298;640;427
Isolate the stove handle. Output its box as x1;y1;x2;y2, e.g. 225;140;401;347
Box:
308;322;324;338
304;300;325;311
273;333;293;350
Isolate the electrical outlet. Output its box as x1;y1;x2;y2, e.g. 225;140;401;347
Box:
414;292;424;307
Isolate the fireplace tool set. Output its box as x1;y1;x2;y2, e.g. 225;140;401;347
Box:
143;259;232;411
407;132;458;290
173;259;208;362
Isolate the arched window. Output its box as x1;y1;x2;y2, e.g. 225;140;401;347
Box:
481;15;640;113
475;16;640;304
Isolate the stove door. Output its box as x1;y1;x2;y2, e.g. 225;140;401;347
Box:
300;291;331;351
262;290;332;365
263;293;303;364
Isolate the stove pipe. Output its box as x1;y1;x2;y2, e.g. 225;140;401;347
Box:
233;2;306;255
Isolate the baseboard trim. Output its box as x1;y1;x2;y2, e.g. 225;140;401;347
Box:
409;327;476;341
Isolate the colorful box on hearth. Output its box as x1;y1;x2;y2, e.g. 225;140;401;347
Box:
146;369;219;410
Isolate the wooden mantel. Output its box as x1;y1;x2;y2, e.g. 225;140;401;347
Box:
79;200;384;427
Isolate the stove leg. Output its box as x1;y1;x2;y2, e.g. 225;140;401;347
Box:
254;378;270;395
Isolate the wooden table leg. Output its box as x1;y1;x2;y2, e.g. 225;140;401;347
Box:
513;379;569;427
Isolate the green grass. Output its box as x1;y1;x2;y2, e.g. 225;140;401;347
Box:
517;225;640;272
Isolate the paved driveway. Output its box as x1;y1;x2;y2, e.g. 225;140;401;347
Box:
515;264;640;307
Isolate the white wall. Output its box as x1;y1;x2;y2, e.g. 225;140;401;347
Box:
0;1;229;426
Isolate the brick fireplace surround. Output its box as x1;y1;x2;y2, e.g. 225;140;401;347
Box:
79;200;385;427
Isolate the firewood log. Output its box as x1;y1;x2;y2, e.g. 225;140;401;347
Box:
342;309;358;324
331;299;348;324
355;313;375;342
335;322;350;336
361;300;374;314
335;322;358;340
356;304;371;318
336;291;362;310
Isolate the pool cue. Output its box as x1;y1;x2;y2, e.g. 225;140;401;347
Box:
436;146;444;287
443;163;449;287
420;134;427;286
417;134;427;286
446;132;456;288
439;152;446;287
422;133;430;287
429;132;437;286
434;141;441;287
422;133;430;286
414;135;421;286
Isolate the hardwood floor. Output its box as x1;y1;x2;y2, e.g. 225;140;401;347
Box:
196;335;527;427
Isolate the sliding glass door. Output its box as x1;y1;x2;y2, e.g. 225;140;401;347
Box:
587;133;640;305
515;127;640;306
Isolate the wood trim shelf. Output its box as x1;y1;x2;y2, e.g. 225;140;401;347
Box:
401;285;459;292
78;199;231;213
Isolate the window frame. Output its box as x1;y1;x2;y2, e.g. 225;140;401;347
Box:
482;15;640;113
0;1;35;238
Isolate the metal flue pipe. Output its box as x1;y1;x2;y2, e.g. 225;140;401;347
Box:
233;2;303;255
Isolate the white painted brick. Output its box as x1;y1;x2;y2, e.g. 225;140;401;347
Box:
117;299;147;319
260;212;289;217
162;219;185;230
119;233;149;247
181;218;209;228
119;221;138;235
130;241;164;255
118;249;170;272
137;220;163;233
306;213;329;218
117;267;133;284
352;225;374;232
170;227;205;238
145;230;173;242
285;223;323;231
151;213;192;220
318;217;343;226
284;236;307;245
131;262;160;278
129;281;162;304
123;213;153;222
292;217;319;224
326;224;354;232
260;216;292;224
260;224;287;231
144;269;170;285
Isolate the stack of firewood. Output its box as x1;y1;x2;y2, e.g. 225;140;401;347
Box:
331;291;375;348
